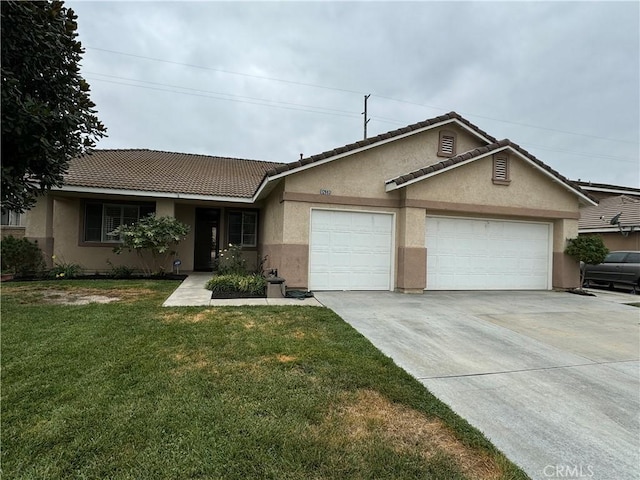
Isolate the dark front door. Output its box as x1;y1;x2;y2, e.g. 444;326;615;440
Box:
194;208;220;271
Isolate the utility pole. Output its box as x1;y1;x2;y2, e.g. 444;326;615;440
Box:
362;94;371;139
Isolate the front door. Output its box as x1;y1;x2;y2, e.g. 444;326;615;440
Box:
194;208;220;271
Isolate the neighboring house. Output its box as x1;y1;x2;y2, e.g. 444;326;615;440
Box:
576;182;640;251
22;111;596;291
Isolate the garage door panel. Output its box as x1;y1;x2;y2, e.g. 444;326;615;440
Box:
310;210;393;291
426;217;550;290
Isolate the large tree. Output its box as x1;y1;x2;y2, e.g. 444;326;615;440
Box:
1;0;106;212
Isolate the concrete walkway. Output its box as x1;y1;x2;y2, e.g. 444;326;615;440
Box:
315;290;640;480
162;272;322;307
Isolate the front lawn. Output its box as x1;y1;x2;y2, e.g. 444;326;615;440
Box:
1;280;527;479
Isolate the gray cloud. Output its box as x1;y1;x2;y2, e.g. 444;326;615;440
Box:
70;0;639;186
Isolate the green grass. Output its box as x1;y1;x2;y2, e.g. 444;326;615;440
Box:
1;280;528;479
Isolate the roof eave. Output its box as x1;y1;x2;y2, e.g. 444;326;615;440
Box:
53;185;255;203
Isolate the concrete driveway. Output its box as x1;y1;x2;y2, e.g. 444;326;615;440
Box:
314;290;639;480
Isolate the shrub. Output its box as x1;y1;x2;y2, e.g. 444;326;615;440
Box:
216;244;247;275
206;273;267;296
0;236;45;277
106;259;135;278
49;256;83;279
112;214;190;276
565;235;609;287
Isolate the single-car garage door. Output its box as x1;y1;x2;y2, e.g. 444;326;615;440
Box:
425;216;551;290
309;210;393;290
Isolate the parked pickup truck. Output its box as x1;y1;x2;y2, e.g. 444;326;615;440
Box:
583;251;640;293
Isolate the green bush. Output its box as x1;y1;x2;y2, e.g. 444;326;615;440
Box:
565;235;609;287
0;236;45;276
216;244;247;275
206;273;266;296
49;256;83;279
106;259;135;278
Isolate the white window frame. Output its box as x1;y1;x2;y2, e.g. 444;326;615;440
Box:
1;210;24;226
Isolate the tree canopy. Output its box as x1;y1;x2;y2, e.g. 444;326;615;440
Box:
1;0;106;212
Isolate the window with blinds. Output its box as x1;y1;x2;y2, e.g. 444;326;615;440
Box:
492;155;510;185
227;211;258;247
437;130;456;157
84;202;155;242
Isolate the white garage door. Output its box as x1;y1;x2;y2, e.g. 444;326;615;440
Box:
425;216;551;290
309;210;393;290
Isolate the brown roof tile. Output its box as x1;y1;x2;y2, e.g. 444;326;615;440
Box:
63;149;284;198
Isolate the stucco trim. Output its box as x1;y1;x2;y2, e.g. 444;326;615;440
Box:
282;192;401;208
406;199;580;219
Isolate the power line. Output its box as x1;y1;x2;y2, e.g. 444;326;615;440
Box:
84;76;362;120
86;47;365;95
85;72;359;116
84;73;637;164
87;46;639;146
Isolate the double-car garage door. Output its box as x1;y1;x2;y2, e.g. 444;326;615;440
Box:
425;216;551;290
308;210;551;291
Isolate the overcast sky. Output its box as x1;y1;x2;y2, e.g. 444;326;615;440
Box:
68;1;639;187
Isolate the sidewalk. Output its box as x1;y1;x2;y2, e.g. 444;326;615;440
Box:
162;272;323;307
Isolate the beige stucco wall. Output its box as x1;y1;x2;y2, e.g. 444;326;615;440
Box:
174;204;195;271
51;196;141;273
30;195;195;274
24;195;55;266
406;154;579;212
260;183;285;245
285;126;484;199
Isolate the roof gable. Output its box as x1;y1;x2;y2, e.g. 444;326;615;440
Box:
262;111;497;180
385;140;597;206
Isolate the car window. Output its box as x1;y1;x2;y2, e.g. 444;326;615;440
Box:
624;252;640;263
604;252;628;263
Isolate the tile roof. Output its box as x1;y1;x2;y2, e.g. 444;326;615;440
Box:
579;195;640;230
63;149;284;198
386;139;598;204
575;181;640;196
264;111;497;177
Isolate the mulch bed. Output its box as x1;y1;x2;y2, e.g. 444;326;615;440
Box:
210;291;266;299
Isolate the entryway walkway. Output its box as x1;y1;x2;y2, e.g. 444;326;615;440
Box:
162;272;322;307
